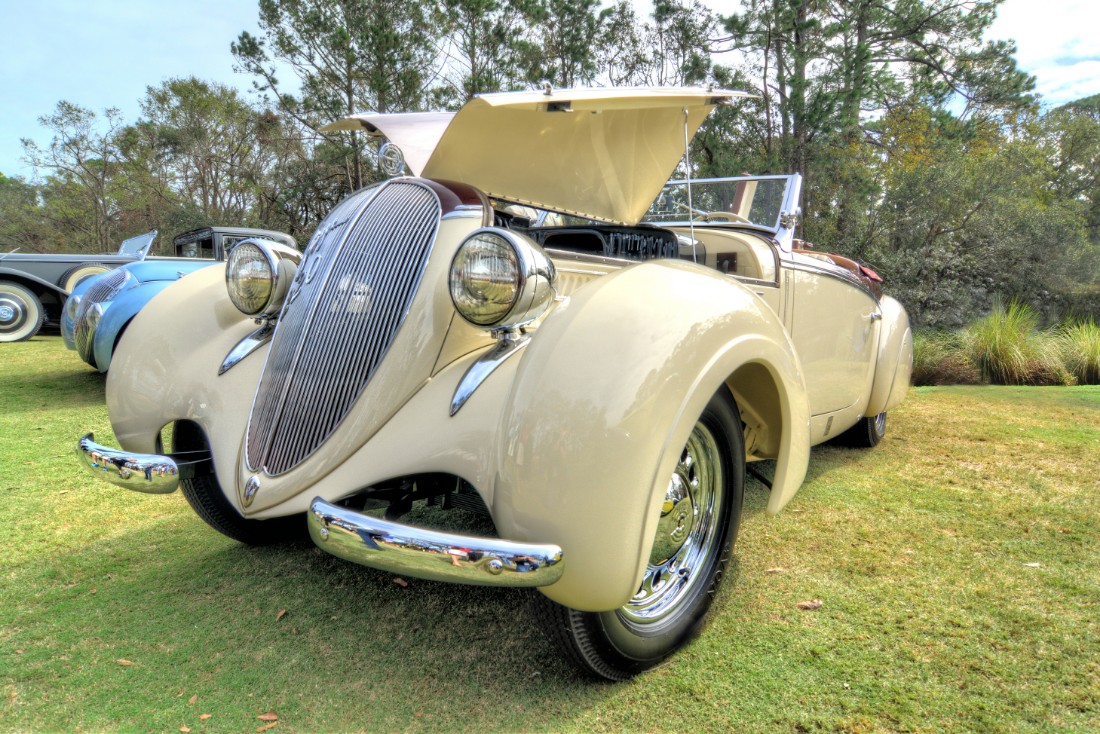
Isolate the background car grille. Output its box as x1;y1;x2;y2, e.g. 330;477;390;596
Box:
74;268;130;361
245;180;441;476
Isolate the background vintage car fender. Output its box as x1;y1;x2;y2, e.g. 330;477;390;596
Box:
493;260;810;611
865;295;913;416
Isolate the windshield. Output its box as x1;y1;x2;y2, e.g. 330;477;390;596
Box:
116;231;158;258
642;176;793;232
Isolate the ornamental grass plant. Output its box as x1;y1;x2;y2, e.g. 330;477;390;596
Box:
967;301;1069;386
1057;318;1100;385
912;301;1098;386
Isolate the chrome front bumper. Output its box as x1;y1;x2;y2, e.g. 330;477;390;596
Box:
77;433;180;493
309;498;564;588
76;433;210;494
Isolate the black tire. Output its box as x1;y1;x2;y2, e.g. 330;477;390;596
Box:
60;263;110;293
0;281;46;342
534;389;745;680
181;473;306;546
835;411;886;448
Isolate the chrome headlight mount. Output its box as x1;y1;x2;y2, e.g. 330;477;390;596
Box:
220;239;302;375
449;228;556;336
448;228;558;415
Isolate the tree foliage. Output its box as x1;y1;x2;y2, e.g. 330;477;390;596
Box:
4;0;1097;326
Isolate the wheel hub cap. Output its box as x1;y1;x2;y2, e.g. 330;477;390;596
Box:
649;471;695;565
621;421;723;624
0;297;24;327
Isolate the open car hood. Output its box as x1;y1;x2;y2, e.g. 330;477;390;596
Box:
322;87;752;225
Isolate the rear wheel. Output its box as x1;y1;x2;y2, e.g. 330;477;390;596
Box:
835;411;886;448
535;389;745;680
0;281;45;342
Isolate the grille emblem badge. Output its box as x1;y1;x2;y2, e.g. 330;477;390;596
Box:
243;476;261;507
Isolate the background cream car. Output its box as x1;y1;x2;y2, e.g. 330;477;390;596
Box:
77;87;912;680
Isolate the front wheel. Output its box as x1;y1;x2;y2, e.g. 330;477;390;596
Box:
535;389;745;680
181;474;305;546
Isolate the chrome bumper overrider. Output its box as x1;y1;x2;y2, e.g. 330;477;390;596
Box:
76;433;208;494
308;498;565;587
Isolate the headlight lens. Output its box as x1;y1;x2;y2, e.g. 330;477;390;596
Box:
449;228;556;329
226;242;276;316
449;232;521;326
65;294;82;323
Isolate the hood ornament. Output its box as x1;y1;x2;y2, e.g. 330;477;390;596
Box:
377;142;405;177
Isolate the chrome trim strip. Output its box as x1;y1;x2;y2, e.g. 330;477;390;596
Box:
76;433;180;494
441;206;485;220
308;497;564;587
450;332;529;416
219;320;275;375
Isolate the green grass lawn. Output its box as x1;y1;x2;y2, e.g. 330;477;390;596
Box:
2;337;1098;733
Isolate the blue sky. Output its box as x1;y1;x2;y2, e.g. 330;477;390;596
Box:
2;0;1098;180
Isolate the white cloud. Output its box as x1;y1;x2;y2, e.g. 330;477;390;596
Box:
985;0;1100;106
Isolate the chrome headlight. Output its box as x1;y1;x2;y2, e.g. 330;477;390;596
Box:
64;293;83;323
226;239;301;318
449;229;556;329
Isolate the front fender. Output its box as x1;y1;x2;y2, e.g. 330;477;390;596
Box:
493;260;810;611
0;267;68;298
106;265;265;497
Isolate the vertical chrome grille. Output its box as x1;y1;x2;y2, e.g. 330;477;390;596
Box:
246;180;442;475
75;268;130;361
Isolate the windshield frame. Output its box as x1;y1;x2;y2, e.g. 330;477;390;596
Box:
642;175;797;233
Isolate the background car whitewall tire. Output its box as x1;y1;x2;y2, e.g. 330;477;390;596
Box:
534;388;745;680
0;281;46;342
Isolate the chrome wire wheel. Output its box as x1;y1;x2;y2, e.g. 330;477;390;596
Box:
533;389;745;680
620;421;723;625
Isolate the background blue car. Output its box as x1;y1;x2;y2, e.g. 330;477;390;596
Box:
62;226;296;372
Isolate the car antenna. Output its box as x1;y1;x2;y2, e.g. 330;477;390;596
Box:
683;108;697;263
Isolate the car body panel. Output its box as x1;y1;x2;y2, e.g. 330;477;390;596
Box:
329;87;754;226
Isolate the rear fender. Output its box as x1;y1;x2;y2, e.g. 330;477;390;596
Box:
493;260;810;611
865;296;913;415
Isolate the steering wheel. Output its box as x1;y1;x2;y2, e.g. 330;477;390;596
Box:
701;211;750;224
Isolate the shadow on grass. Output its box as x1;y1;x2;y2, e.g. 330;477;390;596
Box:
6;506;642;730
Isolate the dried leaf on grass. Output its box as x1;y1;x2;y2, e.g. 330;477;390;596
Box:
765;567;786;574
256;723;278;733
797;599;823;611
275;609;287;622
179;728;190;733
257;712;279;721
188;694;197;705
392;577;409;588
116;659;135;666
1023;562;1042;568
200;714;212;721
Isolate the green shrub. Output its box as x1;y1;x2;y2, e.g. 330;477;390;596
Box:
912;330;981;385
1057;319;1100;385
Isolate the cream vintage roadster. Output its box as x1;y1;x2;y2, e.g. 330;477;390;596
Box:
76;87;912;680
